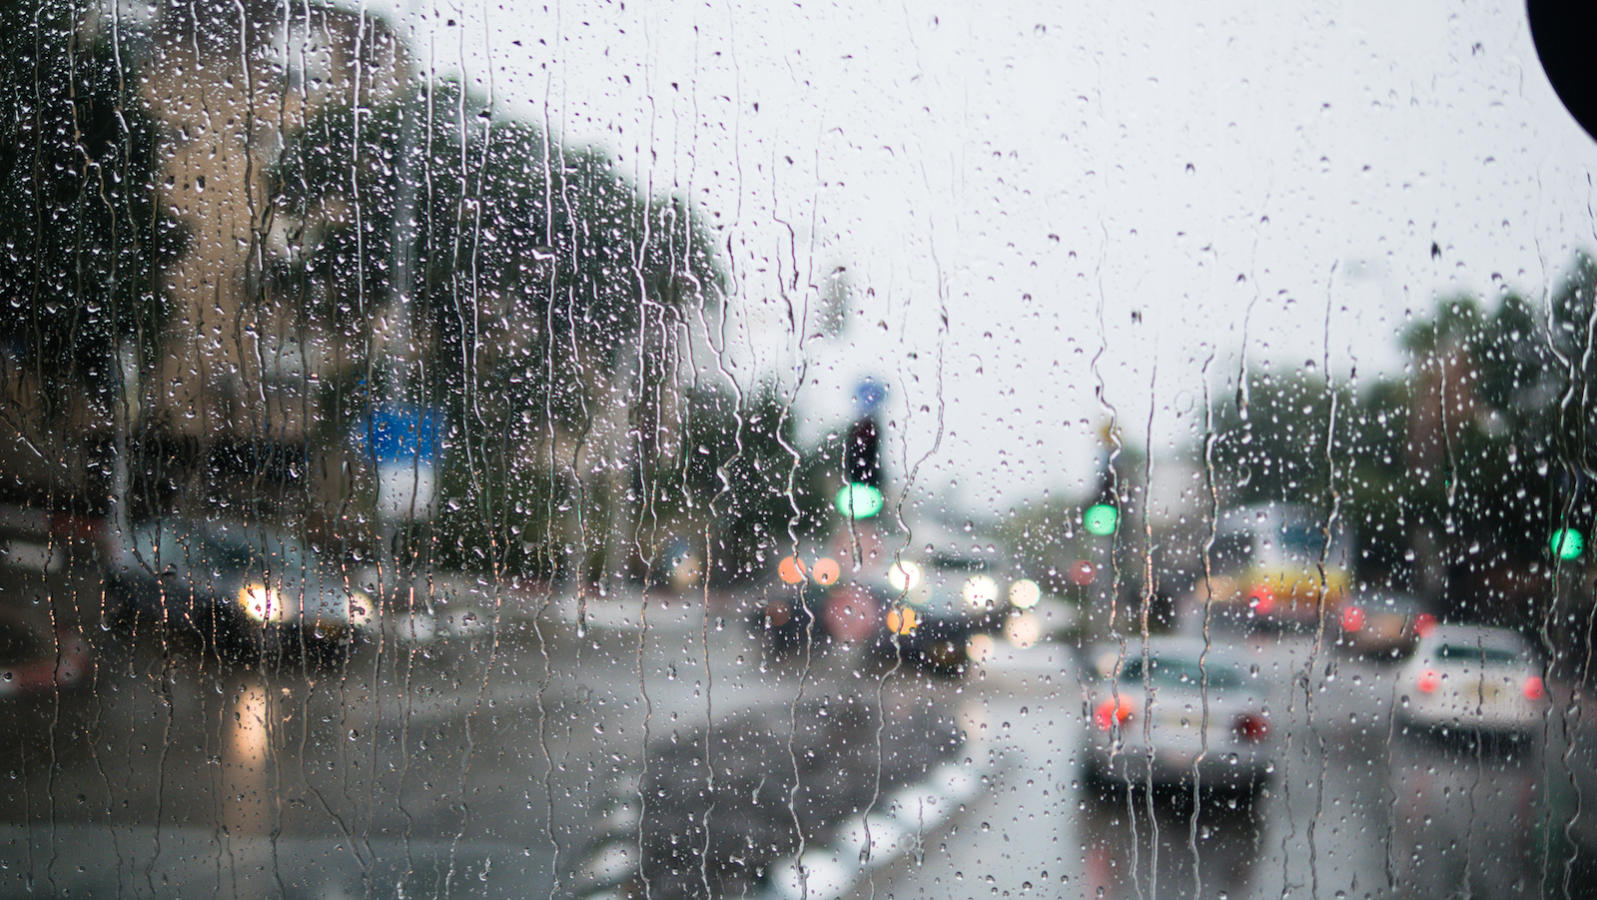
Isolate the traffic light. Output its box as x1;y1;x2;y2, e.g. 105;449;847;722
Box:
1083;503;1118;536
1084;442;1118;536
835;482;884;519
1551;527;1585;561
844;417;882;487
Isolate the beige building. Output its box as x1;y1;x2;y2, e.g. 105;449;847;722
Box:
134;0;410;518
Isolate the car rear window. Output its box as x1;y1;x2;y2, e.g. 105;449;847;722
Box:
1119;656;1244;691
1436;644;1524;665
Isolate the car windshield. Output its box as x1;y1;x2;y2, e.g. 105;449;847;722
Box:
205;528;320;583
7;1;1597;897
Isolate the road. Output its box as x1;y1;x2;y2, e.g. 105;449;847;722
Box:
0;568;1582;898
0;576;960;898
857;633;1555;900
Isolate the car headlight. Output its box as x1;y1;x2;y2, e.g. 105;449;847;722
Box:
1008;578;1041;610
887;560;922;592
963;574;999;610
239;583;287;624
347;590;375;628
1005;611;1041;648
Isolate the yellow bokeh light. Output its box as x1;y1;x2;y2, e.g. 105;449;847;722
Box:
885;606;919;635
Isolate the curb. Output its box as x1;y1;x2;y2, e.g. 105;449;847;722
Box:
754;741;994;900
567;736;995;900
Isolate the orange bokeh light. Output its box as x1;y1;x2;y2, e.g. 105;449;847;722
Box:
777;556;806;585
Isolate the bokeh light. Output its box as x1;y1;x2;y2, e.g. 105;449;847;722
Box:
887;559;923;593
811;556;841;586
962;574;1000;609
834;482;884;519
777;555;806;585
1083;503;1118;536
1551;527;1585;561
885;606;918;635
1008;578;1041;609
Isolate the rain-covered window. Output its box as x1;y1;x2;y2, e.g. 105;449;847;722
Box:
4;0;1597;897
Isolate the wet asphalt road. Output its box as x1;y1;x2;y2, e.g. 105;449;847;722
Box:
858;634;1560;900
0;573;1587;899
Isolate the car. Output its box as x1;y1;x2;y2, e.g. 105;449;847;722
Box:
1336;591;1436;659
867;557;1013;676
1396;625;1545;738
104;517;375;661
1080;638;1274;795
0;603;90;705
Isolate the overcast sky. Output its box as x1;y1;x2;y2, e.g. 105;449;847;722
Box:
378;0;1597;513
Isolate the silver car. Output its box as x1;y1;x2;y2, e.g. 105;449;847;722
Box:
1081;638;1275;794
1396;625;1545;738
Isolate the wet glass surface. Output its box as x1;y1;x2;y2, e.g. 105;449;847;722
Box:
2;0;1597;897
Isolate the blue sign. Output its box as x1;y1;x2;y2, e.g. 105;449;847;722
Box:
853;379;886;415
361;404;438;465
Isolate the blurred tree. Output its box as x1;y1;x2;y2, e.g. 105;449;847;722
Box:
678;381;824;584
1204;253;1597;625
1207;368;1408;583
276;78;725;580
0;2;182;409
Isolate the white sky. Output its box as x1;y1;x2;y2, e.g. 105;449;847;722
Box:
381;0;1597;512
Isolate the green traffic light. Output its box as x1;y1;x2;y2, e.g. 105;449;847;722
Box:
1551;527;1585;561
1084;503;1118;536
835;483;884;519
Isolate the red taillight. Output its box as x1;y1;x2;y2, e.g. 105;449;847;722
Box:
1094;697;1135;731
1340;605;1365;632
1414;613;1437;637
1417;669;1441;693
1523;675;1545;700
1233;713;1270;742
1248;586;1276;616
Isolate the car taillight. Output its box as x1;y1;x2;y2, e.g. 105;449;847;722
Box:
1414;613;1437;637
1340;605;1365;632
1094;697;1135;731
1247;586;1276;616
1233;713;1270;742
1417;669;1441;693
1523;675;1545;700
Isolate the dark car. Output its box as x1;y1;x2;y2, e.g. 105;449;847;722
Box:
869;558;1009;676
752;549;885;653
0;604;90;705
104;518;375;660
1336;591;1435;659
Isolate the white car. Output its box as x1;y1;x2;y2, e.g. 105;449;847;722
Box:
1397;625;1545;737
1080;637;1275;794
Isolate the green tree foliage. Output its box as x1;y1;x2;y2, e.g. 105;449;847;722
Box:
1206;253;1597;610
276;80;720;430
276;77;727;579
679;381;821;584
0;1;182;404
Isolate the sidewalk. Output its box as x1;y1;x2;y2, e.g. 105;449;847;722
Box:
361;573;750;646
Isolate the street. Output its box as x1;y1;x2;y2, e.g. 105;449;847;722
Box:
0;570;1580;898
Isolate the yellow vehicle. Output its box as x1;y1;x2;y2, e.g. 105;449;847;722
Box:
1191;504;1352;629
